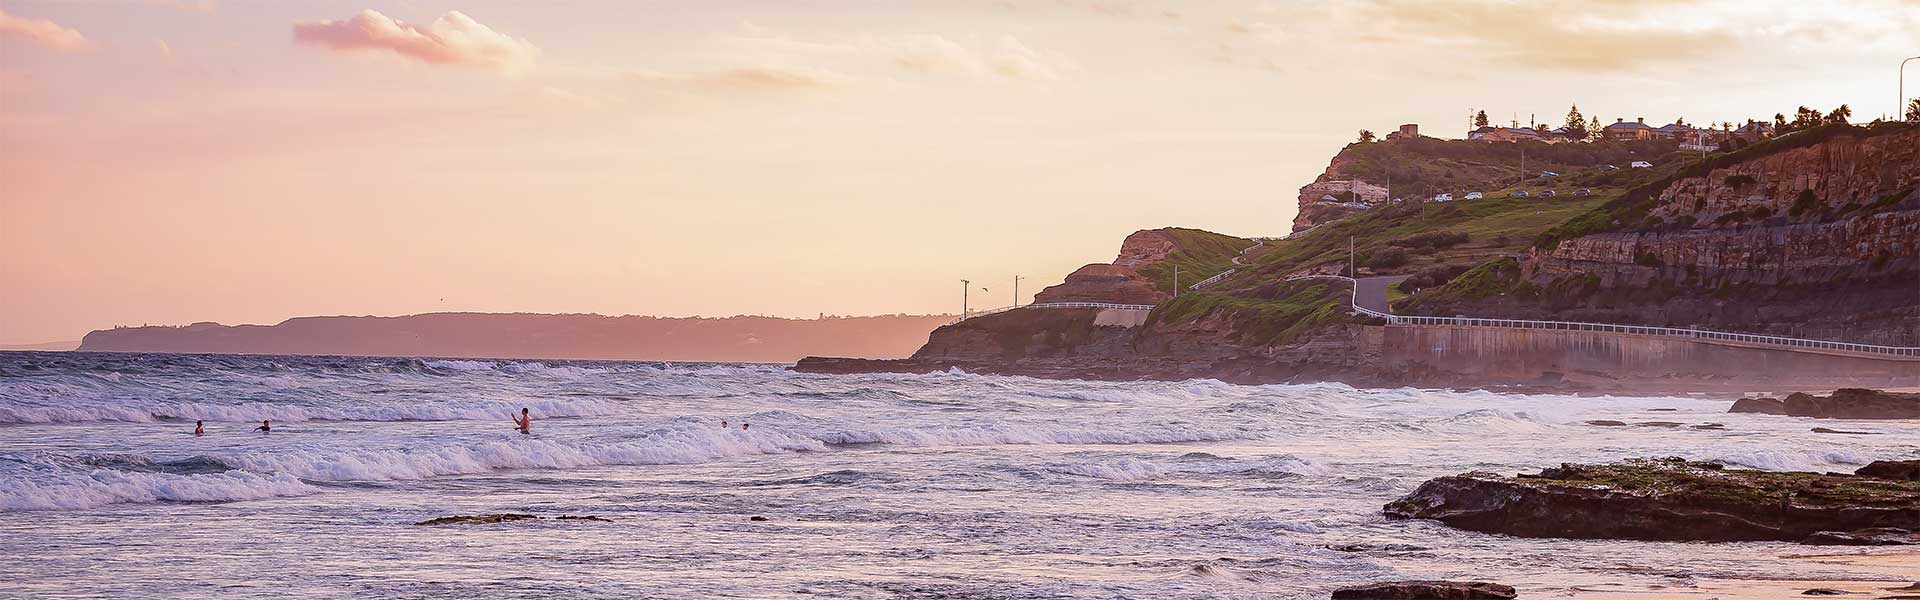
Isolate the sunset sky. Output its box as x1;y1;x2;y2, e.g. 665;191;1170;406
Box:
3;0;1916;343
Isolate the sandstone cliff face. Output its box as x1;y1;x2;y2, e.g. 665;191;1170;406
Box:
1533;209;1919;287
1293;179;1387;232
1031;264;1167;305
1648;127;1919;227
1113;229;1178;269
1504;125;1920;345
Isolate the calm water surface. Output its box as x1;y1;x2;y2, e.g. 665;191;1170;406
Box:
1;352;1915;599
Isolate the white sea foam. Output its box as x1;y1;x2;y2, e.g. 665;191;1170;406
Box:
811;425;1261;447
223;426;828;482
0;397;623;424
0;466;317;511
1708;448;1870;472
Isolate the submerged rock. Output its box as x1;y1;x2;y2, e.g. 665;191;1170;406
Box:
1329;580;1516;599
415;513;611;526
1811;427;1878;435
1382;458;1920;543
1800;527;1919;546
1732;389;1920;419
416;514;539;526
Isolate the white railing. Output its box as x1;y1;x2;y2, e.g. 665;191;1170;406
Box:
948;302;1157;325
1382;315;1920;358
1189;269;1236;290
1282;274;1919;360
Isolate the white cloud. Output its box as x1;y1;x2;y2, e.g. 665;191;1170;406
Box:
0;8;91;51
293;10;537;73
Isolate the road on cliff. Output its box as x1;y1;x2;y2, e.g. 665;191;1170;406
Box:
1353;275;1411;315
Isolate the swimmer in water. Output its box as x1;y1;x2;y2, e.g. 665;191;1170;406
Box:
194;420;204;436
513;408;531;434
741;423;750;431
721;419;728;429
254;420;271;433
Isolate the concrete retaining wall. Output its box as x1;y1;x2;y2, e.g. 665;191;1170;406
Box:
1383;325;1920;389
1094;309;1152;328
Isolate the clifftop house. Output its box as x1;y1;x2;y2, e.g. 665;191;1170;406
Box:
1603;117;1654;141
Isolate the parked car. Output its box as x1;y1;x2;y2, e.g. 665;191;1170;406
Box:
1630;161;1653;168
1432;193;1452;202
1510;190;1529;198
1601;164;1620;171
1464;191;1484;200
1572;188;1593;197
1539;189;1556;197
1539;170;1559;177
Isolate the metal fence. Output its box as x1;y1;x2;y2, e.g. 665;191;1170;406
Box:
1289;274;1920;359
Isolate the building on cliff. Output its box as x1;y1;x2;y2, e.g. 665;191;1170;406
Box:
1603;117;1654;140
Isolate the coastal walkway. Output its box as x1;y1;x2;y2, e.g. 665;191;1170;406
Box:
1287;274;1920;362
952;274;1919;362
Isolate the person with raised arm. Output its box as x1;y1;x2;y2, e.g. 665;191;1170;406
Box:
513;408;531;435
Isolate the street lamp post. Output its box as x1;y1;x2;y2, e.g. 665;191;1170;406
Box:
1904;56;1920;121
960;279;970;320
1013;275;1024;308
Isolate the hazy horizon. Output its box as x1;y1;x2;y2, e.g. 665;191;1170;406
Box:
4;0;1917;343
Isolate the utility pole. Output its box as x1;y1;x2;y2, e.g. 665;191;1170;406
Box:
1013;275;1024;307
960;279;970;320
1174;266;1181;298
1348;236;1355;277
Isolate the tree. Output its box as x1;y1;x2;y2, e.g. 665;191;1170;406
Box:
1824;104;1851;125
1587;116;1603;141
1907;98;1920;122
1773;113;1788;130
1358;129;1376;143
1474;110;1489;128
1786;105;1822;133
1564;104;1588;140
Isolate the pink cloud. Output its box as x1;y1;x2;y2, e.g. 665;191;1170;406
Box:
293;10;536;72
0;8;91;51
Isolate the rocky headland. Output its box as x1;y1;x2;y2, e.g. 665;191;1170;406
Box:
78;312;953;363
799;122;1920;391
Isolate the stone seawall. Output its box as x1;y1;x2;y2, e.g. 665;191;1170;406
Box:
1383;325;1920;390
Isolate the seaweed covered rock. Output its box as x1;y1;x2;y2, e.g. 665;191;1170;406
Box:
1383;458;1920;543
1858;460;1920;481
1330;580;1516;599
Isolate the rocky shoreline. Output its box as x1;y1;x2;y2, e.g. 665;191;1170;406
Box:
1730;388;1920;419
1384;458;1920;544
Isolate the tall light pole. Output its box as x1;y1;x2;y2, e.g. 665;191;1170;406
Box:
1904;56;1920;121
960;279;970;320
1013;275;1024;308
1173;266;1181;298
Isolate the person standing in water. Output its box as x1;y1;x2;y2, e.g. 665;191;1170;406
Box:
194;420;205;436
254;420;271;433
513;408;531;435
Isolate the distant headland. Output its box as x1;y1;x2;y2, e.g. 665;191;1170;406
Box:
76;312;953;363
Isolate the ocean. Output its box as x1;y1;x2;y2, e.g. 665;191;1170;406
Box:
0;351;1913;599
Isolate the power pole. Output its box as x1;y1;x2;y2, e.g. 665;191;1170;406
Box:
1013;275;1024;307
1174;266;1181;298
1348;236;1355;277
960;279;970;319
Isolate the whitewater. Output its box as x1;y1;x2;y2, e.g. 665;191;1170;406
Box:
0;352;1914;598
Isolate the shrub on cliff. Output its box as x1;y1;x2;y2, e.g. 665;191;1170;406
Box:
1146;286;1347;346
